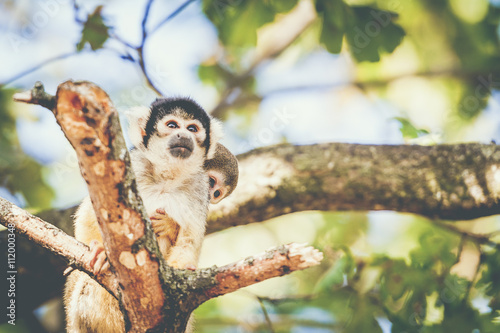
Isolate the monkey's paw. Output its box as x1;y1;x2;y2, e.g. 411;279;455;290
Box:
88;240;110;275
150;208;180;245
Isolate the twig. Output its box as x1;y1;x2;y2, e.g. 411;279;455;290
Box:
257;296;276;333
72;0;84;24
140;0;155;42
1;52;77;87
149;0;197;35
12;81;56;110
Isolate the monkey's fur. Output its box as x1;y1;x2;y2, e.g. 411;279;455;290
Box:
64;97;230;333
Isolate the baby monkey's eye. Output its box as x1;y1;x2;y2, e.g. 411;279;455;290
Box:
166;121;178;129
187;124;198;132
209;177;216;188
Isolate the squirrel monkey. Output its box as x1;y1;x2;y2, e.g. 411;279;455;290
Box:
64;97;237;332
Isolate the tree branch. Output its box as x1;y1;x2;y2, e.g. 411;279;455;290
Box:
200;243;323;301
0;197;118;296
1;52;77;87
207;143;500;233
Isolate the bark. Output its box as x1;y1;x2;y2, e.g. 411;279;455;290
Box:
207;142;500;233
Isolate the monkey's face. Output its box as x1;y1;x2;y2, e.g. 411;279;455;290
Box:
207;170;230;204
148;114;208;164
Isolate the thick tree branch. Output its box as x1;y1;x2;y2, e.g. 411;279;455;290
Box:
207;142;500;233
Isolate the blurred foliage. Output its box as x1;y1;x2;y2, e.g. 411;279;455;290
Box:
2;0;500;331
0;89;53;210
196;213;500;332
316;0;405;62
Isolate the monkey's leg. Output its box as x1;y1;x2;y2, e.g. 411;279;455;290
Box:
166;226;201;271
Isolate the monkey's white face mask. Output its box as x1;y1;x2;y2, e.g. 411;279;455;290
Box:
144;114;208;174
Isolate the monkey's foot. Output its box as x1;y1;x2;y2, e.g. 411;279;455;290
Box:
88;240;110;275
150;208;180;245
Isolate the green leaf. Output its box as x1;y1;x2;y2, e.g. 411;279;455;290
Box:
394;117;430;140
345;6;406;62
316;0;346;54
77;6;110;51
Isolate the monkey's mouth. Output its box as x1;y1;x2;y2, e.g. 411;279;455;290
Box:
169;145;193;159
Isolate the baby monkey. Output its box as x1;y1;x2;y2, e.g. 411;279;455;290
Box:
206;142;239;204
64;97;237;333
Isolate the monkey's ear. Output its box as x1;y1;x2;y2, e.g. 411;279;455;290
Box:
207;118;223;159
126;106;150;148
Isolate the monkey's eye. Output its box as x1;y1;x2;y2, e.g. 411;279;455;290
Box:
187;124;198;133
214;190;221;198
209;177;216;188
166;121;178;129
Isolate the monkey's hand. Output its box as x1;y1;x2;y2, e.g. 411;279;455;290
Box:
150;208;180;246
88;240;110;275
